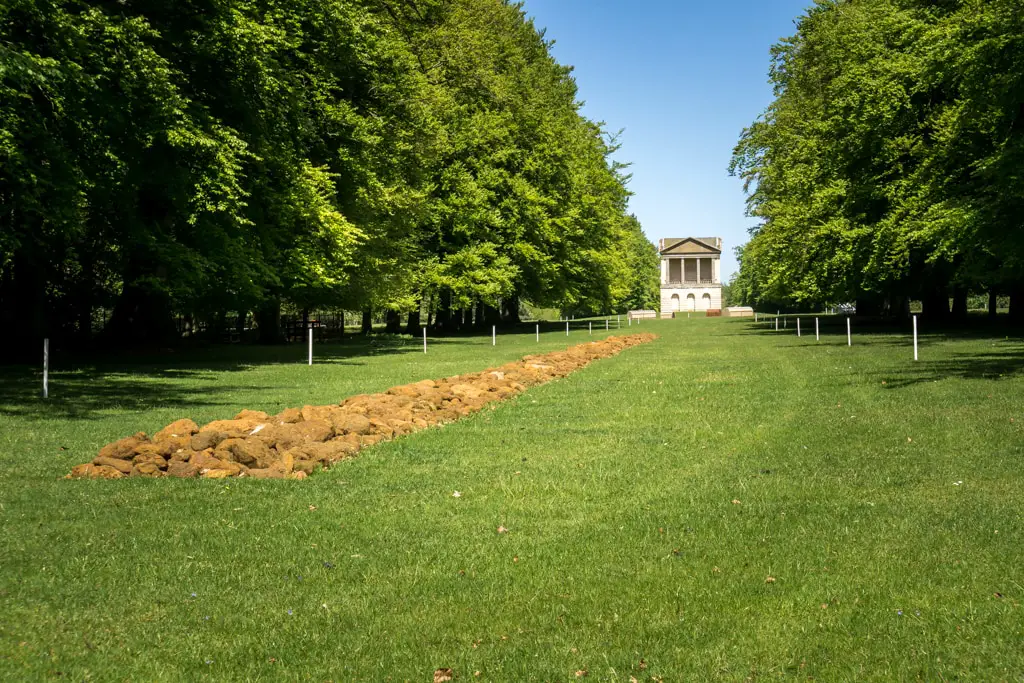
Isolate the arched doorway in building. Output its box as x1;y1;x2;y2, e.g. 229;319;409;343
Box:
670;294;680;312
702;293;712;309
686;293;696;311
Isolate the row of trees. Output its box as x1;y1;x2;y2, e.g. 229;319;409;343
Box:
729;0;1024;320
0;0;659;350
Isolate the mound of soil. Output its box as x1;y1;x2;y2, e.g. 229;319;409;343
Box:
67;334;655;481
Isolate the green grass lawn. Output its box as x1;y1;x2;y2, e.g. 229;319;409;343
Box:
1;317;1022;681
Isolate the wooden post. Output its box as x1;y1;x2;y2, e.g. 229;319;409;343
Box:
42;338;49;399
913;315;918;361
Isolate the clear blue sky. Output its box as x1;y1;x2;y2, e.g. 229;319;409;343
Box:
521;0;813;280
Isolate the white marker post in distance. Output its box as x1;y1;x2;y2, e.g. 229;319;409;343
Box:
913;315;918;361
42;338;49;399
536;323;539;342
775;317;779;331
308;325;313;365
589;321;592;336
847;317;852;346
492;325;496;346
605;318;609;331
815;317;820;341
566;320;569;336
423;326;427;354
797;318;801;337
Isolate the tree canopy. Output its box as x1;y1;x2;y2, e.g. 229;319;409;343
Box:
0;0;658;350
729;0;1024;320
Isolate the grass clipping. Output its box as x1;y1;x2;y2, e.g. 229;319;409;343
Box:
67;334;656;481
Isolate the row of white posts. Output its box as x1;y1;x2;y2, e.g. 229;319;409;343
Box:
767;313;919;359
38;313;923;397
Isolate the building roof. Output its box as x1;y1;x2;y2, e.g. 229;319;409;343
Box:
658;237;722;255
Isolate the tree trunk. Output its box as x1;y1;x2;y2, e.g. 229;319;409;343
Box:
256;299;284;344
405;309;421;335
361;307;373;334
474;301;486;328
104;281;178;346
502;295;521;324
1010;284;1024;323
951;288;968;322
385;309;401;334
989;289;999;319
921;287;950;323
436;289;453;331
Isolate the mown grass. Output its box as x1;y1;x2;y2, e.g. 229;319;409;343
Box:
1;317;1022;681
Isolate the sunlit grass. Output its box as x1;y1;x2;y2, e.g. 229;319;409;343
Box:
1;317;1022;680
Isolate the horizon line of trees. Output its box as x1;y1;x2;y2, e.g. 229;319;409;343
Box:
0;0;660;352
728;0;1024;321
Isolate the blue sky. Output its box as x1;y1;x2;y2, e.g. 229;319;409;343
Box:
521;0;813;279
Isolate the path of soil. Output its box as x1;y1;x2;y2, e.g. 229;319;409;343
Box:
67;333;656;481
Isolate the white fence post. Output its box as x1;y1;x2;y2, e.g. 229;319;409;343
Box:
797;318;801;337
847;317;852;346
492;325;496;346
605;318;609;331
589;321;592;336
536;323;539;342
42;338;49;399
815;317;819;341
775;317;779;331
566;320;569;336
913;315;918;361
423;327;427;354
308;326;313;365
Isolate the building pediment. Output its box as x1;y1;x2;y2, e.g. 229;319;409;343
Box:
659;237;721;256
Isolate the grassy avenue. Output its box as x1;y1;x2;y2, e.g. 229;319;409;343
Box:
1;317;1022;680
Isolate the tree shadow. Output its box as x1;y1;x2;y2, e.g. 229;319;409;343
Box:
876;346;1024;388
0;334;470;421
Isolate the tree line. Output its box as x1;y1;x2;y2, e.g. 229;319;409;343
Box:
729;0;1024;321
0;0;659;351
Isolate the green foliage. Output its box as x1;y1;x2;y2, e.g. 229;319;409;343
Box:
0;0;654;346
730;0;1024;317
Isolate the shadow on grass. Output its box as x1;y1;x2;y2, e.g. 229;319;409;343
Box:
876;347;1024;388
0;334;470;421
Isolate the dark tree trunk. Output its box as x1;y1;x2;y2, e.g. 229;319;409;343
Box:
256;299;284;344
483;303;501;326
502;295;521;324
104;281;178;346
385;309;401;334
989;289;999;319
1010;284;1024;323
951;288;968;322
405;308;421;335
361;308;373;334
921;287;950;322
436;289;453;331
237;310;248;340
474;301;486;328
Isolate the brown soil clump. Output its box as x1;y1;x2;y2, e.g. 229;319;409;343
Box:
67;333;655;481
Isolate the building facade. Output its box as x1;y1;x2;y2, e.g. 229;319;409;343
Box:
658;237;723;313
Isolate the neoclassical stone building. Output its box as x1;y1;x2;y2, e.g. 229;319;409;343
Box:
658;237;723;313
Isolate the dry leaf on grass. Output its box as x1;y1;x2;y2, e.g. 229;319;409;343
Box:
497;525;509;534
434;668;454;683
